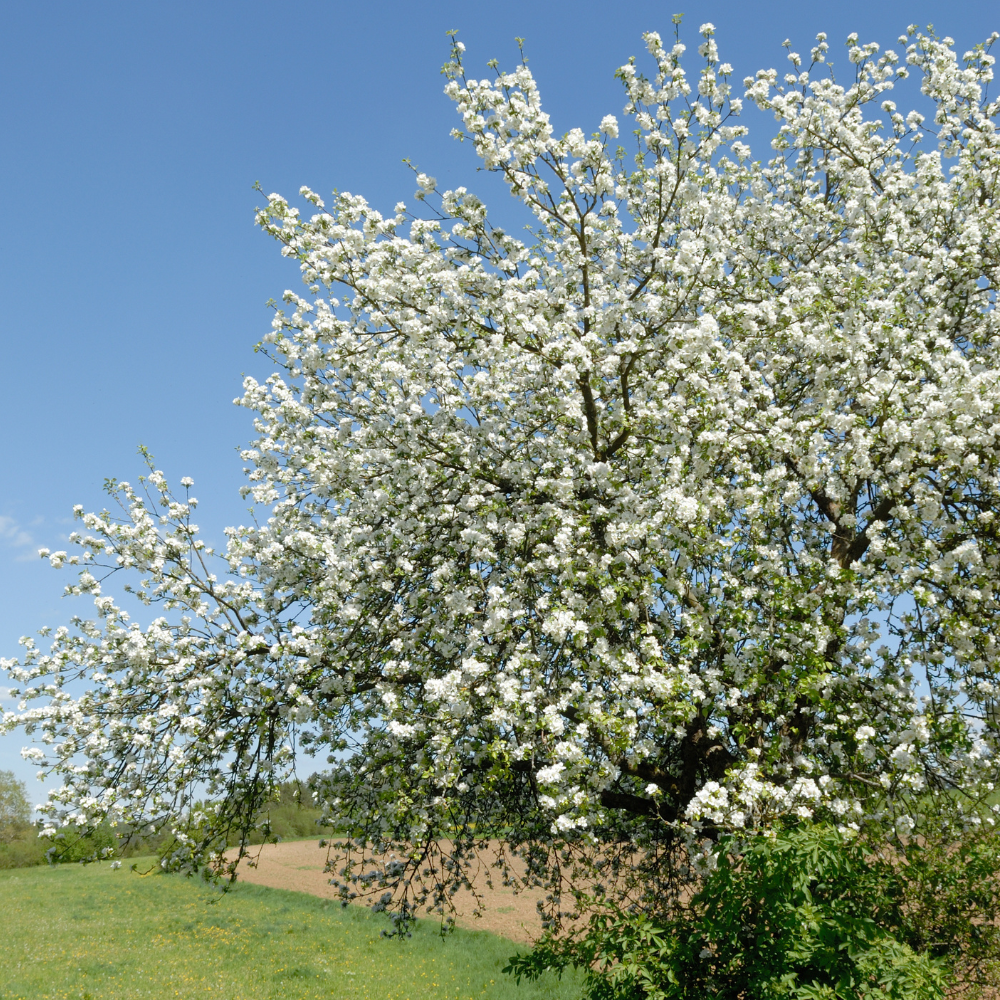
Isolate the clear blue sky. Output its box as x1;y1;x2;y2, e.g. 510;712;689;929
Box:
1;0;997;800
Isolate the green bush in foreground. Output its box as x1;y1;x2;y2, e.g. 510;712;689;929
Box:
0;857;580;1000
507;823;1000;1000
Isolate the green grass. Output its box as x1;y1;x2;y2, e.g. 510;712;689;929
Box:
0;858;582;1000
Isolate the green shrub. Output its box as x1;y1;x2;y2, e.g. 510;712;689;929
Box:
506;823;1000;1000
890;823;1000;995
45;821;119;863
0;832;47;870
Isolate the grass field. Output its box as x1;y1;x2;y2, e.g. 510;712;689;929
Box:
0;858;582;1000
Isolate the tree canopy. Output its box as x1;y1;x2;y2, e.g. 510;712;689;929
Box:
0;770;32;844
4;22;1000;937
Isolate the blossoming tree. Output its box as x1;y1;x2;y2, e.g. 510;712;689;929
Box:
5;23;1000;930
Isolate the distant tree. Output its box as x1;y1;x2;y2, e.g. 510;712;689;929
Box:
0;770;31;843
4;20;1000;989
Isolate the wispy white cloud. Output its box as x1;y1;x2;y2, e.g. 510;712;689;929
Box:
0;515;32;547
0;514;39;561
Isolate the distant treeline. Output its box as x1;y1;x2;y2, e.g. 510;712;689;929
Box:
0;773;330;870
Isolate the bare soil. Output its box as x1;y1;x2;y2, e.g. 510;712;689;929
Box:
224;839;548;942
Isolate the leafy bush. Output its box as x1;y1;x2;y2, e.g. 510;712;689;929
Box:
507;823;1000;1000
0;833;48;870
46;821;119;863
890;823;1000;995
0;820;126;869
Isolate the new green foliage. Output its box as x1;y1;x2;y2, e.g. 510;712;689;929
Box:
506;823;1000;1000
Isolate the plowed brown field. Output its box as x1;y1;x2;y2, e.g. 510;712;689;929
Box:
225;839;547;942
